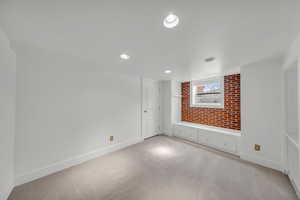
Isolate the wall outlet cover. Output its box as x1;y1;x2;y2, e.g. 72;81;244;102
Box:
255;144;261;151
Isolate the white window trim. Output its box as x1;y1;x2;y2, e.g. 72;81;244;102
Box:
190;76;224;108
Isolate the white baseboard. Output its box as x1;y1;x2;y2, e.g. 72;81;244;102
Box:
206;143;240;156
289;174;300;199
15;137;144;186
1;183;14;200
240;153;284;172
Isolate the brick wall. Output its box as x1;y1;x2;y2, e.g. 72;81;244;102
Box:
181;74;240;130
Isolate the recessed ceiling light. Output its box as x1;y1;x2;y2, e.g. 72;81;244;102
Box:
163;13;179;29
164;70;172;74
120;53;130;60
205;57;215;62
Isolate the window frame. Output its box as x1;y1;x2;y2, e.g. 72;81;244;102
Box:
190;76;224;108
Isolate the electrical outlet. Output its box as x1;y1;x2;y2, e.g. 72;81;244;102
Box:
255;144;261;151
109;136;114;141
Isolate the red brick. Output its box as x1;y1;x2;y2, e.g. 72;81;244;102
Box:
181;74;241;130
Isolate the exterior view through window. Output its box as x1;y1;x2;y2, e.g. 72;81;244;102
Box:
190;76;224;108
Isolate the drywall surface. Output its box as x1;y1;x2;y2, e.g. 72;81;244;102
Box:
240;56;285;171
283;32;300;197
171;80;181;125
284;33;300;142
15;43;141;184
284;33;300;69
160;80;181;136
0;28;16;200
285;65;298;142
160;80;172;136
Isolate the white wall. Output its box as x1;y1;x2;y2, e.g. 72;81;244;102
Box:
285;64;298;142
240;56;285;171
284;34;300;70
160;81;172;136
160;80;181;136
171;81;181;125
14;43;142;185
162;56;286;172
0;28;16;200
283;32;300;196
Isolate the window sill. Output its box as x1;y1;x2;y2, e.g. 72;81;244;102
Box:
174;121;241;136
190;104;224;109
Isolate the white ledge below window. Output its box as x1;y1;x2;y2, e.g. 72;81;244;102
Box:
174;121;241;137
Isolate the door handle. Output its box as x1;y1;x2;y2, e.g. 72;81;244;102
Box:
144;110;147;113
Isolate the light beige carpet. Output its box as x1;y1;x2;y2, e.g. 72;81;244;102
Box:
9;136;297;200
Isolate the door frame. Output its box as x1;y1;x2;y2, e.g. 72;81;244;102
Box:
141;78;161;139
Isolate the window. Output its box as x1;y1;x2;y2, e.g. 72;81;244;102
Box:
190;76;224;108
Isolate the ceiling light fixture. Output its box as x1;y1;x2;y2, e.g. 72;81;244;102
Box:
120;53;130;60
164;70;172;74
163;13;179;28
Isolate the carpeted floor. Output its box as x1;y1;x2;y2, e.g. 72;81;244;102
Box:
9;136;297;200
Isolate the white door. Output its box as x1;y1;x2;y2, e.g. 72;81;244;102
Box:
142;79;160;139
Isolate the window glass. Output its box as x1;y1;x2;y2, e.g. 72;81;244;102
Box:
190;77;224;108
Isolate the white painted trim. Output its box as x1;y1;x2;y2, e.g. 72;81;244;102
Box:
286;135;300;199
190;76;224;109
202;140;240;156
15;137;144;186
141;78;161;139
180;68;240;82
288;135;299;148
1;183;14;200
172;135;240;156
171;132;286;172
288;174;300;200
239;153;284;172
175;122;241;136
140;77;144;138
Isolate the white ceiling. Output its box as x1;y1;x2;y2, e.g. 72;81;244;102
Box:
1;0;300;80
